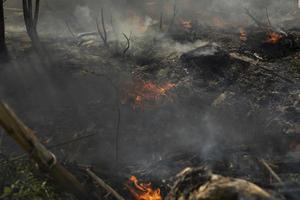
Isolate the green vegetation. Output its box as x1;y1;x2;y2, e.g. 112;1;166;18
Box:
0;156;69;200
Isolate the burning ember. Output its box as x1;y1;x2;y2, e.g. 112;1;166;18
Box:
121;79;176;109
125;176;162;200
239;28;247;42
267;32;283;44
180;19;192;29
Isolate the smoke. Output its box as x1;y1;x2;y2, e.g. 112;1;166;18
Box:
1;0;297;179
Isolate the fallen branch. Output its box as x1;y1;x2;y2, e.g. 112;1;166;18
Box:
230;52;295;84
86;168;126;200
0;102;89;199
260;159;283;184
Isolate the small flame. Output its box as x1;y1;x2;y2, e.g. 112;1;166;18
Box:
180;19;192;29
121;79;176;109
239;28;247;42
126;176;162;200
267;32;282;44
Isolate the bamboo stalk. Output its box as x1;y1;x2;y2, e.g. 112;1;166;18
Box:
0;102;89;199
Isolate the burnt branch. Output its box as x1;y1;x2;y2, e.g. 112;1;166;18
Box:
96;8;109;47
245;8;265;29
265;8;273;32
122;33;130;56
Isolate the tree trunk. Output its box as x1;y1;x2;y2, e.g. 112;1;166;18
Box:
0;0;7;59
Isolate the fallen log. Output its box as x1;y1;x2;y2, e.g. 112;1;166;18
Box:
0;102;90;199
230;52;295;84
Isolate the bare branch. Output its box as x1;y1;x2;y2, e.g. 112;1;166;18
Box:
122;33;130;55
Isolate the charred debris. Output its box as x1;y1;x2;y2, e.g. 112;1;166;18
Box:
0;1;300;200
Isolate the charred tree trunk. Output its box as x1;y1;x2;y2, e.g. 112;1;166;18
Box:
0;0;8;61
22;0;49;61
23;0;40;46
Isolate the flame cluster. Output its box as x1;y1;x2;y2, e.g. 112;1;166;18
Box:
126;176;162;200
267;32;282;44
121;79;176;109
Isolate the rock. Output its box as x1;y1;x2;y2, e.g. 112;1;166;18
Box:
180;43;230;75
166;167;280;200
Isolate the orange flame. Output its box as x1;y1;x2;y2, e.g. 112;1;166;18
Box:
239;28;247;42
121;79;176;109
267;32;282;44
126;176;162;200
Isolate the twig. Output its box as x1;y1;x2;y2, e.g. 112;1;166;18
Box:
86;168;126;200
65;21;78;41
244;8;265;29
260;159;283;184
45;0;79;42
122;33;130;55
265;8;273;31
229;52;295;84
81;70;121;163
96;8;109;47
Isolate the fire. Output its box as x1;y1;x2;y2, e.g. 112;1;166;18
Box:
126;176;162;200
267;32;282;44
180;19;192;29
239;28;247;42
121;79;176;109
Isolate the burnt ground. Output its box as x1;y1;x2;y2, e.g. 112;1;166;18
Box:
0;14;300;200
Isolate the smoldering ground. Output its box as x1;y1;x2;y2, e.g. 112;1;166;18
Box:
0;0;298;180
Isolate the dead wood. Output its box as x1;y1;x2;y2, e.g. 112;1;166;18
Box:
0;102;89;199
86;168;126;200
229;52;295;84
166;167;277;200
260;159;283;184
